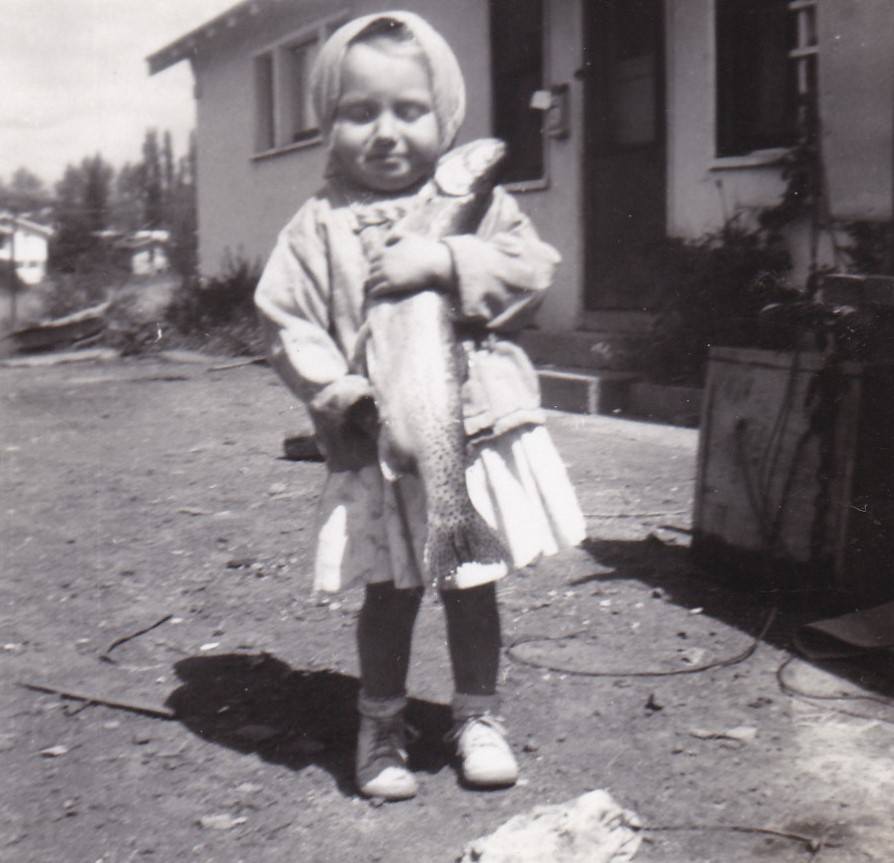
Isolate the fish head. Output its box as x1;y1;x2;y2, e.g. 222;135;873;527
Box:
434;138;507;197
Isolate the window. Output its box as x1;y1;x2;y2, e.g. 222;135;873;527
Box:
254;53;275;152
489;0;545;185
588;0;664;154
715;0;816;157
253;16;343;155
284;40;321;144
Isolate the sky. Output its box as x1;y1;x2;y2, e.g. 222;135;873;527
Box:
1;0;239;189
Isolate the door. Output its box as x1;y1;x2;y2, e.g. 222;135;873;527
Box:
583;0;666;311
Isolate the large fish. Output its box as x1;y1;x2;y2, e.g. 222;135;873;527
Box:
357;138;509;589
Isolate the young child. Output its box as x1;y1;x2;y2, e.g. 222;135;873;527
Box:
255;11;586;801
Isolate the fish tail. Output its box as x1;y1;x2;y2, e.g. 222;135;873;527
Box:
424;509;508;590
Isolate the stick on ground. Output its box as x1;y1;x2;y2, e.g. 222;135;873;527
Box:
20;681;175;720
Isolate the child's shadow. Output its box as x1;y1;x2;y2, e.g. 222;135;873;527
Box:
165;653;454;796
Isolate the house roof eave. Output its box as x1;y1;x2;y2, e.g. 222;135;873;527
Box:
0;212;54;238
146;0;273;74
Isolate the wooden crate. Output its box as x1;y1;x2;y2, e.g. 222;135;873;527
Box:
692;347;894;603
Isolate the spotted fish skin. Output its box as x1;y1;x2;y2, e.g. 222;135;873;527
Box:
362;139;509;589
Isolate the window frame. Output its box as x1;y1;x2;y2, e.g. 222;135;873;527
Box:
712;0;817;165
251;11;347;160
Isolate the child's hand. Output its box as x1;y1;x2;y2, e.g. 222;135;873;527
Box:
367;234;454;299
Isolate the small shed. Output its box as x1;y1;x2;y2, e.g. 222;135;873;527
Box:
118;230;171;276
0;211;53;286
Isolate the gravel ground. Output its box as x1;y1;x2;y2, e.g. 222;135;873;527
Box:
2;353;893;862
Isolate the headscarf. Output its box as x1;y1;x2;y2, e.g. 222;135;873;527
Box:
310;11;467;153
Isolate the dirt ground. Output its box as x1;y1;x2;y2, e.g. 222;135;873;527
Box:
2;353;893;863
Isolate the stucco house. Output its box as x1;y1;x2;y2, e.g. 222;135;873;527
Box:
148;0;894;375
0;211;53;286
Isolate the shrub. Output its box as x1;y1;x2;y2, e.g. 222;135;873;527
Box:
841;222;893;276
643;219;798;386
162;252;264;356
41;251;130;318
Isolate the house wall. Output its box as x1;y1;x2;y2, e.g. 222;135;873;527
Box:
665;0;789;240
666;0;892;284
820;0;894;222
522;0;584;331
189;0;584;332
185;0;893;334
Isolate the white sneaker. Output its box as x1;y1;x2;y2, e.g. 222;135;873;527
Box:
453;716;519;788
355;713;418;800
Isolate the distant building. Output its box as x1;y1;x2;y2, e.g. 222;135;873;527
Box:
118;230;171;276
0;211;53;286
147;0;894;362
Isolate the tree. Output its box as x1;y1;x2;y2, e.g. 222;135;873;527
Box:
48;155;115;273
166;133;198;277
49;162;92;272
82;154;113;234
141;129;164;229
110;162;144;232
162;130;175;214
0;166;51;213
10;167;47;203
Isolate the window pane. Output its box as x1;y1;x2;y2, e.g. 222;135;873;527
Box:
716;0;798;156
490;0;544;183
254;53;275;152
610;0;661;148
287;40;320;143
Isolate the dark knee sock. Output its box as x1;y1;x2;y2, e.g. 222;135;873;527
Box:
357;582;423;699
441;583;501;697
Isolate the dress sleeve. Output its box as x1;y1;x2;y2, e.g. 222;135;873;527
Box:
255;200;348;403
441;186;560;331
254;200;376;471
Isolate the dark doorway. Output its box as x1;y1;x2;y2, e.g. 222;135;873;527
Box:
583;0;666;311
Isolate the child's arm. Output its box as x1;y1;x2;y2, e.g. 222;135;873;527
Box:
255;203;377;470
441;187;559;331
369;188;558;330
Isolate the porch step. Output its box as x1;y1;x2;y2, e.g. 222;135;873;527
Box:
538;366;639;415
537;366;704;426
519;329;648;372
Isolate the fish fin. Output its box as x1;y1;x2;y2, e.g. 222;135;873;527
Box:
425;510;508;589
377;434;406;483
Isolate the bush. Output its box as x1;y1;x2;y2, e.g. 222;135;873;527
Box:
162;252;264;356
842;222;893;276
643;219;798;386
41;251;130;319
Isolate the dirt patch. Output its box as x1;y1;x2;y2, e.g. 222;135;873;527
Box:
2;356;893;862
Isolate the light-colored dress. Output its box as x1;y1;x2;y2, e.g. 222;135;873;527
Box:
255;179;586;592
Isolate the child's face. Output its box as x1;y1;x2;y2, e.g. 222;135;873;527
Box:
330;41;441;192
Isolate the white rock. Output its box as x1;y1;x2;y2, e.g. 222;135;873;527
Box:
198;814;246;831
458;789;641;863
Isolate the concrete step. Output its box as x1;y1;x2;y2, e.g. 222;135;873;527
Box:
538;366;639;415
519;329;648;372
537;366;704;426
